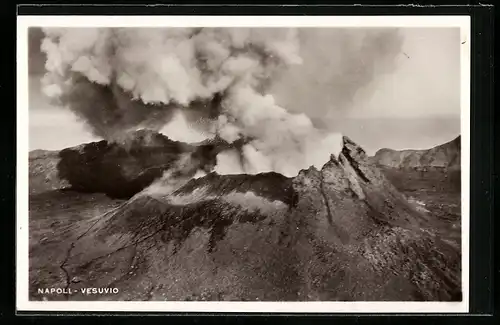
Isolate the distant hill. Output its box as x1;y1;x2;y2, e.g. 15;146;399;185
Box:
371;136;461;170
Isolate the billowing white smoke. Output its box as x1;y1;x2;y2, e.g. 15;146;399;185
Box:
40;27;400;177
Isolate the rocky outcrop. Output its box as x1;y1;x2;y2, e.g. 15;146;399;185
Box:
29;136;461;302
371;136;461;170
29;130;223;198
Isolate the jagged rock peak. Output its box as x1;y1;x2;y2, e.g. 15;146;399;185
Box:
296;165;320;177
342;135;368;160
296;136;367;179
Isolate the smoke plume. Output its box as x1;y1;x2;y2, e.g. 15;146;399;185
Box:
40;27;403;177
271;28;404;120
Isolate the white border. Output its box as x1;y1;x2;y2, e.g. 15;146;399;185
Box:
16;15;471;313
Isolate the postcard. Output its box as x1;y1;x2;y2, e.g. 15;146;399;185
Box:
17;15;470;313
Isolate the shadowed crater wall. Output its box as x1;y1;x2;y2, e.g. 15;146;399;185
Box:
55;130;221;199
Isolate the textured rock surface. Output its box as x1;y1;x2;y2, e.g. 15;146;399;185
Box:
29;149;70;195
371;136;461;170
29;136;461;302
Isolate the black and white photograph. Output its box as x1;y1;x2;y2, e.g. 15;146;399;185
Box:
17;16;470;313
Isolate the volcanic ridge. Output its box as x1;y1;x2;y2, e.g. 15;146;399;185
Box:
29;132;462;302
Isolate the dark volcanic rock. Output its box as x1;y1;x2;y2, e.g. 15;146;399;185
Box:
30;136;461;302
29;130;222;199
372;135;461;170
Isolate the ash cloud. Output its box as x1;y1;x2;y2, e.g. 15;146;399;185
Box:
39;27;403;176
271;28;404;121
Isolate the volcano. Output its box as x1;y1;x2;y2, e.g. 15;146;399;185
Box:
29;135;461;302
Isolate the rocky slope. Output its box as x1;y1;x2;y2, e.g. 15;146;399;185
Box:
370;136;462;221
29;149;70;195
371;136;461;170
29;136;462;302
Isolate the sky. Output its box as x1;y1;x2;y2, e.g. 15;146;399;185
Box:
28;27;461;155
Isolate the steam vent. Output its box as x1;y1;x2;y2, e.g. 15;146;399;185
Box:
29;134;462;302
